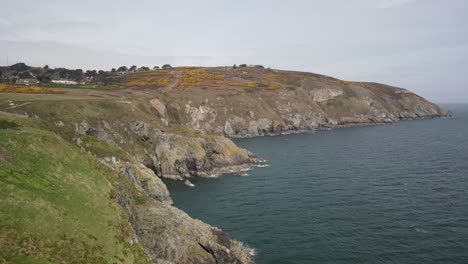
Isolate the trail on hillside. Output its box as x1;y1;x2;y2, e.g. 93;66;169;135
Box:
166;70;182;90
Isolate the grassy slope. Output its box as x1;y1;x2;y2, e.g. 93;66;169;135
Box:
0;114;150;264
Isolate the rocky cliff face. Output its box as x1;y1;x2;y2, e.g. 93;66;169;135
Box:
110;159;254;264
141;68;449;137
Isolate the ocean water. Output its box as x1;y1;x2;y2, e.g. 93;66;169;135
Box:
165;104;468;264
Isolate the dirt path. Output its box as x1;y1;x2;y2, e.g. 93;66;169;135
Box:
166;70;183;90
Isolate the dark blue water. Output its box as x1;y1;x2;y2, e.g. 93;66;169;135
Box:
165;104;468;264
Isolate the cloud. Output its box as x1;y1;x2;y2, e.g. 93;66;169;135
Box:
0;18;13;26
377;0;415;9
0;40;216;70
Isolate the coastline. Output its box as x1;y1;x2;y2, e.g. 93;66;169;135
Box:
224;113;451;139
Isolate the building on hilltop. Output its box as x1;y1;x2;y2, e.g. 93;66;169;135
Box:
51;79;78;85
16;78;39;86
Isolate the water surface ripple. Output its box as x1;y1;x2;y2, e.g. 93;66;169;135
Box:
165;104;468;264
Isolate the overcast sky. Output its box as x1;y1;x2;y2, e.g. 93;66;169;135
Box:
0;0;467;102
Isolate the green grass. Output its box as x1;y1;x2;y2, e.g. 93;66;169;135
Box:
39;83;123;90
0;119;20;130
81;135;127;159
0;117;150;263
343;86;357;97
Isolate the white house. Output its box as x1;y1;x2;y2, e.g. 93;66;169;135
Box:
16;78;39;86
51;79;78;85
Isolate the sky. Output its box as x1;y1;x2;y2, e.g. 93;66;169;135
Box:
0;0;467;103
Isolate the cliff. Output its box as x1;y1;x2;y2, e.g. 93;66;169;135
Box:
117;67;448;137
0;66;448;263
0;112;254;263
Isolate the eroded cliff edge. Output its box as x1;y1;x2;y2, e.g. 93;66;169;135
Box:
0;66;448;263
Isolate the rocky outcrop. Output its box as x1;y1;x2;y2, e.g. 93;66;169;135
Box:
310;87;343;102
131;121;258;179
133;201;254;264
114;176;255;264
71;118;259;181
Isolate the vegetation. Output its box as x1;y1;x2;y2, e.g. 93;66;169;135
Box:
124;71;172;88
0;63;316;94
0;120;20;130
117;66;128;72
81;135;127;159
0;84;61;94
0;114;151;263
179;70;225;88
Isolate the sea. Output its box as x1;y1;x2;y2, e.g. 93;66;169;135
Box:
165;104;468;264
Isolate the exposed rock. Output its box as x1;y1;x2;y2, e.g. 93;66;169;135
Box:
150;98;167;117
310;87;343;102
55;120;65;127
132;200;254;264
151;133;256;179
184;179;195;187
101;158;173;205
187;105;217;131
247;118;273;136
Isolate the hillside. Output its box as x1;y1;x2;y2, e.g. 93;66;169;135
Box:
115;67;448;137
0;112;254;263
0;65;448;263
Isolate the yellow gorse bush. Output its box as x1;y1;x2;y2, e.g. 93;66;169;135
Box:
179;70;226;88
125;71;173;87
178;70;281;90
0;84;60;94
264;73;299;85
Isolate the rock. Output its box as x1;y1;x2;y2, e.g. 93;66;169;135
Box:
310;87;343;102
184;179;195;187
187;105;217;131
150;98;167;117
118;162;173;204
133;121;153;143
132;200;254;264
55;120;65;127
247;118;273;136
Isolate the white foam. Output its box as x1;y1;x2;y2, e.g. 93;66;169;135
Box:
414;228;428;233
239;242;257;256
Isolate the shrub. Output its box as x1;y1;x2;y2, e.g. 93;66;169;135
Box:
117;66;128;72
0;120;19;130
